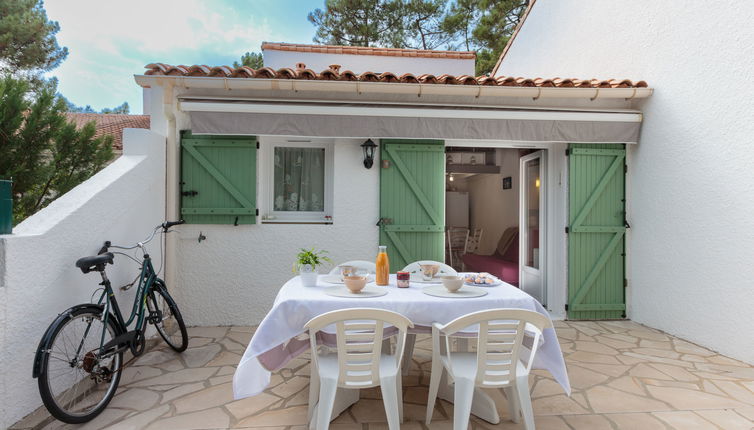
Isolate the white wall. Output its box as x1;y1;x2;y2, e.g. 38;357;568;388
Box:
0;129;166;427
263;49;475;76
174;138;380;326
466;149;521;255
498;0;754;363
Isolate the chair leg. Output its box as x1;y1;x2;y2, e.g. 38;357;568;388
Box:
502;386;520;423
396;370;404;423
308;370;321;425
402;333;416;375
380;377;401;430
316;378;338;430
453;377;475;430
425;359;443;424
515;375;535;430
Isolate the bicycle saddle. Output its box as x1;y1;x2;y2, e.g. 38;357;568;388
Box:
75;253;114;273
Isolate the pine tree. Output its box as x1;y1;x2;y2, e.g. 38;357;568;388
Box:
234;52;264;69
0;0;69;80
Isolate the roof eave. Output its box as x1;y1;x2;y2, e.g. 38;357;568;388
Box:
134;75;653;100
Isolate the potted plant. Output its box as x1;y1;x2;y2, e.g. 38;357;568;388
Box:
294;247;331;287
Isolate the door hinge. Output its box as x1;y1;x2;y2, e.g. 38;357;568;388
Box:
255;209;259;216
256;141;260;149
624;163;628;173
565;226;570;234
181;190;198;197
565;148;570;156
565;304;569;311
624;279;628;288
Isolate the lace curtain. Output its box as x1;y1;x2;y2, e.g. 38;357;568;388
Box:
273;147;325;212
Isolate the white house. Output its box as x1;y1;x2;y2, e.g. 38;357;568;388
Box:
492;0;754;369
4;9;752;423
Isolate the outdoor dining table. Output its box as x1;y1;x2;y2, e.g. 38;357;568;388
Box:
233;273;571;424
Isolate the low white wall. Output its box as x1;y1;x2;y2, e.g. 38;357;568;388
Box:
0;129;166;427
498;0;754;363
175;138;380;326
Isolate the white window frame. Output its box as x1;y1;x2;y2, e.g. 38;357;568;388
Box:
260;136;334;223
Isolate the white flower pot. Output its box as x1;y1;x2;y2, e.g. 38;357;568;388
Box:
300;271;319;287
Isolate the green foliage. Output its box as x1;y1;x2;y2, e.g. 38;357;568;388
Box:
293;247;332;272
307;0;530;75
0;0;68;79
63;98;130;114
0;76;113;223
233;52;264;69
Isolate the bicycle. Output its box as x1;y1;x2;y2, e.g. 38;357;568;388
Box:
33;220;189;424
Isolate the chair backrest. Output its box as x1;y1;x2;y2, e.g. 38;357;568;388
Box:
439;309;551;387
402;260;458;276
447;227;469;250
305;308;413;388
465;228;483;254
328;260;377;274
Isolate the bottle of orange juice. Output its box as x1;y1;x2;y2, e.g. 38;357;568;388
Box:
375;245;389;286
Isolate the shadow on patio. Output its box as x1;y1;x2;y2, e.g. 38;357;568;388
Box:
13;321;754;429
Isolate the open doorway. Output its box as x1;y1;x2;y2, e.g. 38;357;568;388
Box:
444;146;547;304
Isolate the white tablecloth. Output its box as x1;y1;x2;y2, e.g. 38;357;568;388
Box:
233;274;571;399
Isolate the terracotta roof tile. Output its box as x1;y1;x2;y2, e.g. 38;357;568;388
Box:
65;114;150;150
143;63;649;89
262;42;476;60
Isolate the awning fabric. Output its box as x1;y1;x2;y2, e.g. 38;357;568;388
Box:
189;111;640;144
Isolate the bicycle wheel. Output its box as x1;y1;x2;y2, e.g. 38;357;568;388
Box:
147;281;188;352
37;307;123;424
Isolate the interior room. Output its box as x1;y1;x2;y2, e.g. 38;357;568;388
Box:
445;147;523;285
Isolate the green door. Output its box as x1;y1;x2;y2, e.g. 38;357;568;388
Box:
379;139;445;272
180;132;257;225
567;144;626;319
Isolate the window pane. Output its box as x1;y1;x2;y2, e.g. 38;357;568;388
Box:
273;147;325;212
524;158;540;268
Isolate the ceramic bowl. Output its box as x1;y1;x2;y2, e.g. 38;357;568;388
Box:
441;275;464;293
343;276;368;293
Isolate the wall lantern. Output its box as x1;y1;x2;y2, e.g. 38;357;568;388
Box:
361;139;377;169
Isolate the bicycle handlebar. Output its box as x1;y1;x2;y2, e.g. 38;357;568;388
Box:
101;220;185;252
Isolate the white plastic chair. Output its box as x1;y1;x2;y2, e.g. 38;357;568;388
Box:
426;309;551;430
328;260;377;274
401;260;458;277
401;260;458;375
305;308;414;430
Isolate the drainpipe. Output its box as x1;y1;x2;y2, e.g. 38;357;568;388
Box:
162;83;180;298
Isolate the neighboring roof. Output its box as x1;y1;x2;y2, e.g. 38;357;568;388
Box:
143;63;648;88
491;0;536;76
65;113;150;150
262;42;476;60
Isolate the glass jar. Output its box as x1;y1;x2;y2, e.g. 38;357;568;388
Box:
375;245;389;286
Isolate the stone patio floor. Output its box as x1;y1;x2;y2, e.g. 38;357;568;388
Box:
12;320;754;430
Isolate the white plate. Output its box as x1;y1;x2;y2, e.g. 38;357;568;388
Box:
321;274;374;284
324;285;388;298
422;285;488;298
462;275;503;287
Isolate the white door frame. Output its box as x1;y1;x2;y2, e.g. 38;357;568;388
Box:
519;150;547;305
445;140;568;319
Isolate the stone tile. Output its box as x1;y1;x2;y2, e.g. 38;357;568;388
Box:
607;376;646;396
532;378;566;398
573;341;620;355
226;392;280;420
136;349;181;366
230;325;256;333
563;414;613;429
639;339;673;349
173;382;234;414
531;395;589;415
187;326;229;339
628;330;669;342
648;363;698;381
188;336;213;348
709;379;754;404
586;386;670;413
236;405;310;427
109;388;160;410
210;374;234;385
735;407;754;421
566;364;610;389
646;385;750;410
695;409;754;428
119;365;163;385
217;365;237;376
632;348;681;359
270;375;309;398
228;330;253;345
107;404;170;430
147;407;230;429
182;343;222;367
567;351;621;365
129;367;217;387
672;339;715;356
161;381;206;403
582;362;631;377
76;407;130;430
206;350;243;367
606;412;668;430
701;380;727;396
594;335;636;349
652;411;717;429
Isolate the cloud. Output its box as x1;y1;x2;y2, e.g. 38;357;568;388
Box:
44;0;295;113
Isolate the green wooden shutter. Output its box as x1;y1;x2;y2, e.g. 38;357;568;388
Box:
379;139;445;272
568;144;626;319
180;131;257;225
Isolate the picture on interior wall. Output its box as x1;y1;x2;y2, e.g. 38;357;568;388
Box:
502;176;512;189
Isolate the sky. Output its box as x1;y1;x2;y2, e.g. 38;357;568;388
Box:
44;0;321;114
